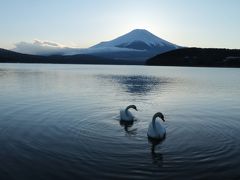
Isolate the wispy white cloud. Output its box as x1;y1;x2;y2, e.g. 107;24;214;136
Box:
33;39;64;47
12;39;73;55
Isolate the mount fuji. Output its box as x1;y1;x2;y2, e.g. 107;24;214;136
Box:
92;29;178;50
88;29;180;63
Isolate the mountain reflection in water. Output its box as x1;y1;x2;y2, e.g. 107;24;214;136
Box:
99;75;171;95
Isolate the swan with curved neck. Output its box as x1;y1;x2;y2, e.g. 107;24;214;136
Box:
120;105;138;121
147;112;166;139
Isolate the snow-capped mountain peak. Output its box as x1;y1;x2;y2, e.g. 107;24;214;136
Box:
12;29;180;63
91;29;178;50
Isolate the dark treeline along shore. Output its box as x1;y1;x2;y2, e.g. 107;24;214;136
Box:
0;48;140;65
1;47;240;67
146;48;240;67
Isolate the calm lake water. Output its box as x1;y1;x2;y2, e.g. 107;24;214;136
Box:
0;63;240;180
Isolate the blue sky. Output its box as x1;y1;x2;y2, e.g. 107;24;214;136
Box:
1;0;240;49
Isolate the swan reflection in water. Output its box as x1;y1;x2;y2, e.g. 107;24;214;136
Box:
119;120;138;135
148;137;166;167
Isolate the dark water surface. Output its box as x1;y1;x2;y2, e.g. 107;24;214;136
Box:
0;63;240;179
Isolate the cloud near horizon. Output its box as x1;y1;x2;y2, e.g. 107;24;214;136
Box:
33;39;64;47
12;39;76;55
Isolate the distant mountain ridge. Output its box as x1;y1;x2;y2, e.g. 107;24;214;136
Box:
3;29;240;67
0;48;138;65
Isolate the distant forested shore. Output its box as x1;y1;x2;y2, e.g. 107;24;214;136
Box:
0;48;139;65
146;48;240;67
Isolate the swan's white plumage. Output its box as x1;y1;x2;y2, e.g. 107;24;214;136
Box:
147;120;166;139
120;109;134;121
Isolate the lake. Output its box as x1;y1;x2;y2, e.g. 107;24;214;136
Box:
0;63;240;180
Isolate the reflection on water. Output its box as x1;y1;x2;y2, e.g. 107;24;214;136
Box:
119;120;138;135
148;136;166;154
0;64;240;180
99;74;171;95
151;151;164;167
148;137;165;167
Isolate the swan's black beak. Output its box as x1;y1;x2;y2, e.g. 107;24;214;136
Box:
135;108;138;111
161;117;165;122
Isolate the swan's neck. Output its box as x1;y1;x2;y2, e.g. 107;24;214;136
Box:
125;105;133;114
152;117;157;131
126;105;134;111
125;107;129;114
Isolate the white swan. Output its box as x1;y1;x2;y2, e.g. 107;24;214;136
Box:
147;112;166;139
120;105;138;121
